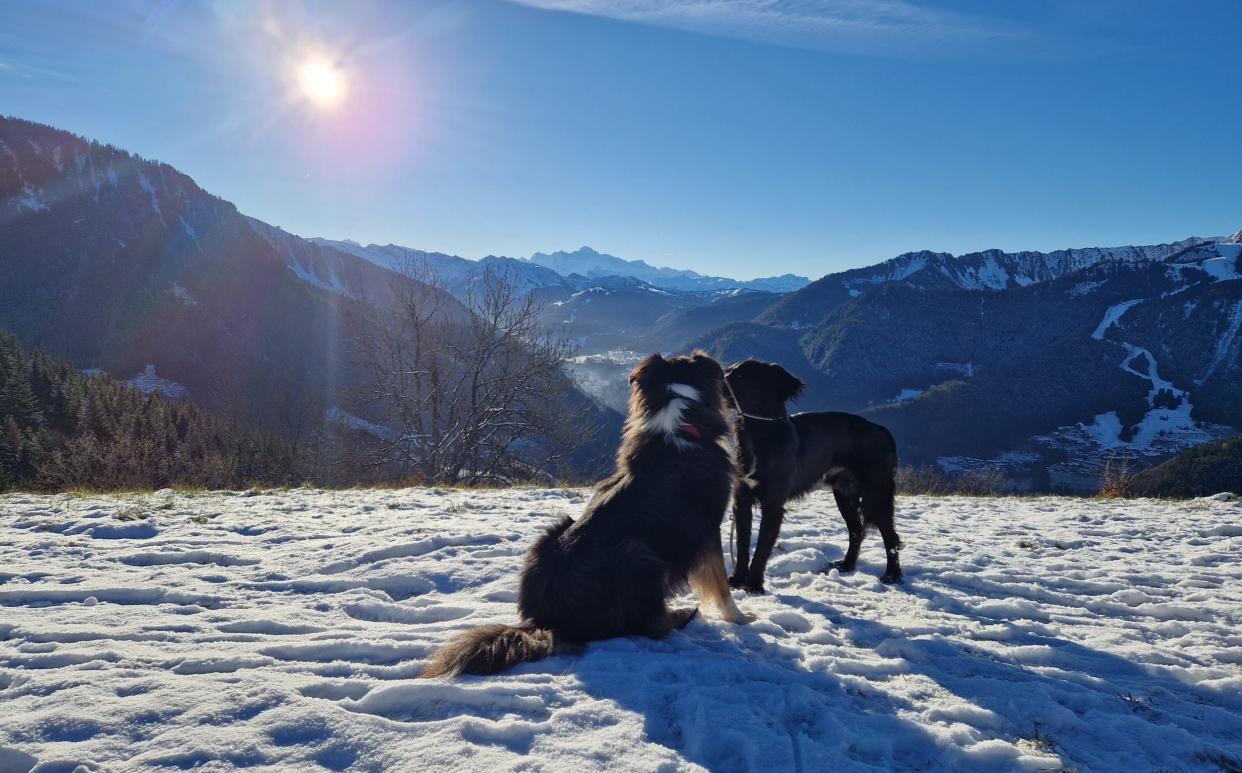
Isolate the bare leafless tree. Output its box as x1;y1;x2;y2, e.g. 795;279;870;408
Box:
351;259;598;484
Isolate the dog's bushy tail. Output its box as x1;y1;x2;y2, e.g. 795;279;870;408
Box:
420;623;557;678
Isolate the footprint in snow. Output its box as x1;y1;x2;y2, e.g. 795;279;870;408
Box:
482;589;518;603
299;680;373;701
768;611;813;634
66;521;159;539
343;600;472;625
319;535;502;575
119;550;258;567
467;546;524;559
341;682;555;724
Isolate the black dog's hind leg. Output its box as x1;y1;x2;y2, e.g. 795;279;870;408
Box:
741;499;785;594
826;489;864;573
728;488;754;589
866;478;903;584
877;522;903;584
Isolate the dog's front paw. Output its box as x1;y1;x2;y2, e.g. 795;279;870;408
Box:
824;559;856;574
727;572;747;589
740;581;766;595
880;572;904;585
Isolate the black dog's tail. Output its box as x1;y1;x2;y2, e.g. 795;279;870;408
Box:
860;423;899;531
861;474;897;528
420;623;558;678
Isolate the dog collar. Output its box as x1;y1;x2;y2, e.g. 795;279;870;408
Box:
723;379;785;422
729;408;786;422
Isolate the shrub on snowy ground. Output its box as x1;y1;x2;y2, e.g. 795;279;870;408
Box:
1096;452;1139;499
897;464;1008;496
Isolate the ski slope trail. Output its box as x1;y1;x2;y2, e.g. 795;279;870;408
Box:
1;488;1240;772
1082;300;1215;453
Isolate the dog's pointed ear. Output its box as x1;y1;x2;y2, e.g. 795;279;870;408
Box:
629;353;668;384
779;366;806;402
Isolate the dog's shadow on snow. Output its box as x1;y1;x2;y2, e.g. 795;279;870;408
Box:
764;586;1236;769
557;580;1235;772
559;603;951;772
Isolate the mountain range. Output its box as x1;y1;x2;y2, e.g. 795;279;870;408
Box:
525;246;809;293
2;114;1238;491
534;231;1241;492
688;235;1242;490
308;240;800;361
313;239;809;296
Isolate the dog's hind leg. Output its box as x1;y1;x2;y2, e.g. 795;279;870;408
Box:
727;488;755;589
602;539;689;640
741;499;785;594
826;488;865;574
690;540;750;624
642;606;699;639
865;478;903;584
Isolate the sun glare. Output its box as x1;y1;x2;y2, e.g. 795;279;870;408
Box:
298;59;344;108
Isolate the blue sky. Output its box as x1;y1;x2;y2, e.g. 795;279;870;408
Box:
2;0;1240;279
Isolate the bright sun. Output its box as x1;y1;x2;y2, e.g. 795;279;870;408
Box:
298;60;344;108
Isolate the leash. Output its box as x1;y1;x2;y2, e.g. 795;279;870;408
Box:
729;508;736;567
725;377;770;569
722;376;785;422
721;373;785;570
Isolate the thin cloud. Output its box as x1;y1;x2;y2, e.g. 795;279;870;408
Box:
507;0;1038;58
0;58;84;84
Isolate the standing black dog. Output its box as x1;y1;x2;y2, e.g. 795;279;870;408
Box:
421;351;748;678
724;359;903;592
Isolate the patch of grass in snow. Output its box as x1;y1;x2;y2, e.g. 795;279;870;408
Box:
1017;720;1060;759
59;485;210;497
1115;690;1159;718
339;476;582;492
1017;538;1072;550
113;504;153;521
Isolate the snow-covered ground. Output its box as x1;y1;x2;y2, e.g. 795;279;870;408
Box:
2;488;1241;772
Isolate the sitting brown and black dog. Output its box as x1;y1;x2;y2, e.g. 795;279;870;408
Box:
724;359;903;593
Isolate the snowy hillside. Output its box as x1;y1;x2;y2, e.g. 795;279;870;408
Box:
2;488;1240;771
836;237;1214;295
